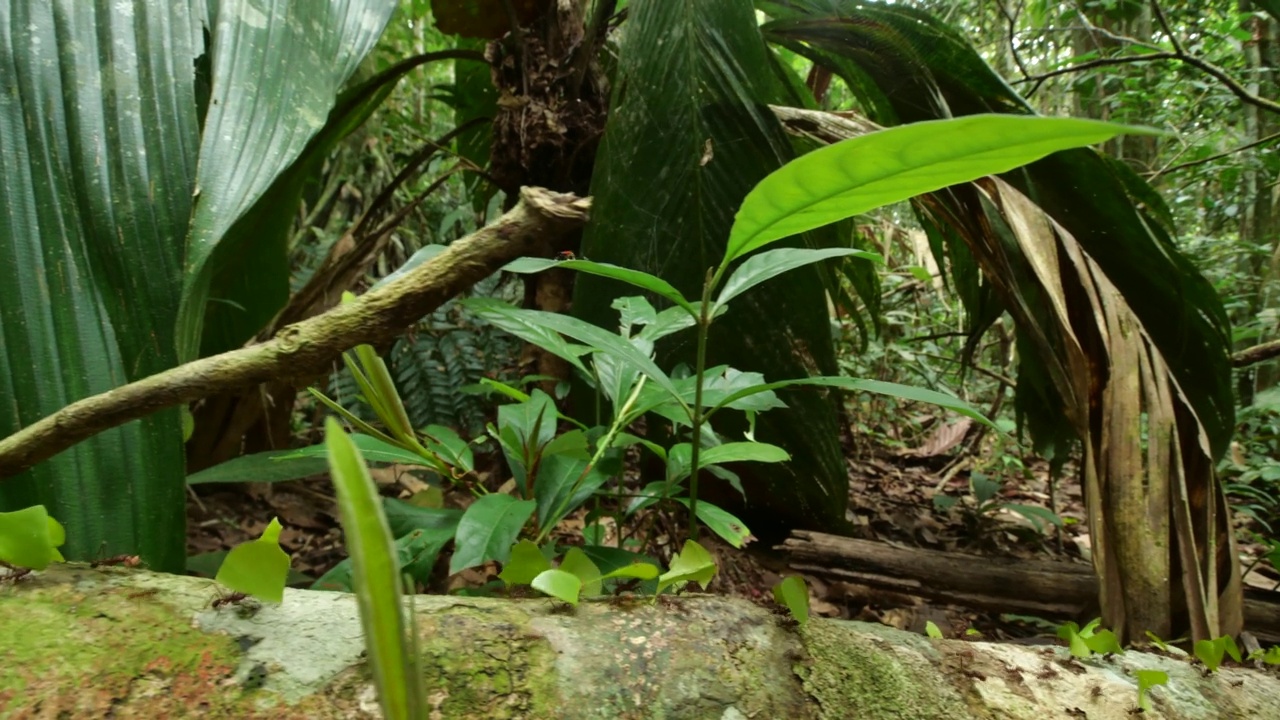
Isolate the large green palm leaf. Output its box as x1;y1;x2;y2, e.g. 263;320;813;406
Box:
0;0;395;568
762;0;1241;641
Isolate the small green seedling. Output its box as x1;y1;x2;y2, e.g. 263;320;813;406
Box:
215;517;291;603
925;621;944;639
772;575;809;626
1135;669;1168;712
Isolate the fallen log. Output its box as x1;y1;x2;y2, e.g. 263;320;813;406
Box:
780;530;1280;643
2;563;1279;718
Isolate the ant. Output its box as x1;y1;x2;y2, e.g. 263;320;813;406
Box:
0;561;32;584
210;590;249;610
92;554;142;569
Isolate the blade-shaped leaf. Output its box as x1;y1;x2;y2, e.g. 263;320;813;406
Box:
325;417;427;718
711;376;995;428
505;258;696;315
727;114;1159;263
178;0;397;359
715;247;881;309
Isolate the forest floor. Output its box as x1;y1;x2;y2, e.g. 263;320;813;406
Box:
185;421;1280;643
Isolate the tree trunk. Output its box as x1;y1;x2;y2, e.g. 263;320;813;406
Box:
3;563;1278;719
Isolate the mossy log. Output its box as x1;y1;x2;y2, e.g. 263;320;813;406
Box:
1;564;1277;719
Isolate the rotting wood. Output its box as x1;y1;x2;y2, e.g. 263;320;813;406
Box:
781;530;1280;643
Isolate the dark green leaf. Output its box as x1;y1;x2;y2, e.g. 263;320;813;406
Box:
186;450;329;486
449;494;536;574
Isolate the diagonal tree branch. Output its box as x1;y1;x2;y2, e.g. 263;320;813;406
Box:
0;188;591;479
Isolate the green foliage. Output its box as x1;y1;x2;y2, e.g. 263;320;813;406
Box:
325;416;428;720
726;115;1158;265
0;1;397;570
214;518;291;604
1057;618;1124;659
1193;635;1243;673
772;575;811;626
1135;669;1169;713
0;506;66;571
924;621;944;639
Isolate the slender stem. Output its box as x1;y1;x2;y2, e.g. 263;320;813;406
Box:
687;268;715;542
534;376;647;544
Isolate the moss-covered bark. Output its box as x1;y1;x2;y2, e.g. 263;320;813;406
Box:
2;564;1277;719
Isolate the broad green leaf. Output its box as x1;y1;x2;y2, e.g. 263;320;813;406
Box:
773;575;810;625
449;494;536;574
324;417;427;719
715;247;881;309
925;620;943;639
531;569;581;606
656;540;718;597
0;506;66;570
186;449;330;486
177;1;397;359
463;298;593;376
504;258;696;315
726;115;1158;264
635;305;700;343
702;442;791;467
1194;639;1225;672
382;499;462;539
1135;669;1168;712
499;540;552;586
215;517;291;604
710;377;994;428
469;299;680;399
1084;629;1123;656
496;391;558;492
1003;503;1064;532
422;425;475;474
534;455;610;532
601;563;661;582
664;442;788;489
0;2;197;570
1068;630;1092;659
560;547;603;598
673;499;754;549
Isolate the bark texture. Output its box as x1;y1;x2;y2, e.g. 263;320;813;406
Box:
2;564;1278;719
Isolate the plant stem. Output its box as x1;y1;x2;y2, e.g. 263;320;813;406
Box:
687;268;715;542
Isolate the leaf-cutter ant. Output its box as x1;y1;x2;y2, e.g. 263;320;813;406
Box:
210;590;249;610
92;554;142;569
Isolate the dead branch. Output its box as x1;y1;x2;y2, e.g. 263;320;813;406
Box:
0;187;590;479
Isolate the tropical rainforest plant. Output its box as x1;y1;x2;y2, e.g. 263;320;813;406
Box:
0;0;1246;647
